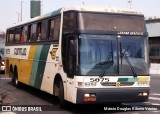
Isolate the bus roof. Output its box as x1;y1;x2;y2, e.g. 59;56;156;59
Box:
63;6;143;15
7;6;143;30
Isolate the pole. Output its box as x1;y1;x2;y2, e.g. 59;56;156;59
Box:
16;12;20;23
128;0;132;9
21;1;23;22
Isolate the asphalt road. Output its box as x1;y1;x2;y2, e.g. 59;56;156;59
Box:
0;74;160;114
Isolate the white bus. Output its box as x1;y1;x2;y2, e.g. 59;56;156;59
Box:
5;6;150;107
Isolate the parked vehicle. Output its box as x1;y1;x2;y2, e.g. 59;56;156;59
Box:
0;53;5;73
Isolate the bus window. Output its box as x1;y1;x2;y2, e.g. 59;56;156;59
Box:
27;25;31;42
9;30;15;43
41;20;47;41
15;28;21;43
30;24;37;42
37;22;41;41
37;20;47;41
66;35;77;77
48;17;60;42
6;30;10;43
20;26;28;43
54;17;60;41
48;19;54;40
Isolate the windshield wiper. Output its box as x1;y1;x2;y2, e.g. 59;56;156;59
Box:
120;43;137;77
99;52;113;77
123;54;137;77
120;44;130;65
99;42;113;77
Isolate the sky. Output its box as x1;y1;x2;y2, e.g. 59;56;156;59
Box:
0;0;159;32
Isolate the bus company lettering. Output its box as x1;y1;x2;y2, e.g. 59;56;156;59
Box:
14;48;27;56
5;49;10;54
118;32;144;35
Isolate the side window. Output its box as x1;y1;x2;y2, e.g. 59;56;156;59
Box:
41;20;47;41
20;26;28;43
28;25;31;42
30;24;37;42
68;36;77;75
48;19;54;40
9;30;15;43
63;35;77;77
36;21;47;41
15;28;20;43
48;17;60;42
6;30;10;43
37;22;41;41
54;17;60;41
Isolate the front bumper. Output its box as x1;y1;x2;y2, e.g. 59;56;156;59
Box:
76;87;149;104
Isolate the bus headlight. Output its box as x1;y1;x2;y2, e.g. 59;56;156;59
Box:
91;82;97;86
84;82;97;87
138;81;148;86
77;82;97;87
85;82;90;86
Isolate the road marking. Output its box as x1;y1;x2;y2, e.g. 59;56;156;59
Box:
151;103;160;106
143;102;151;104
1;112;16;114
150;93;160;96
152;111;160;113
149;97;160;101
0;78;11;80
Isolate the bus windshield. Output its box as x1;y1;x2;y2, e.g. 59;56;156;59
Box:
78;34;148;76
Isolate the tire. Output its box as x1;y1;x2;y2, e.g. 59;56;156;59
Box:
59;80;67;108
10;70;14;84
13;69;19;88
14;76;19;88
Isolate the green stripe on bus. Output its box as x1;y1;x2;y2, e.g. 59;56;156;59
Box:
34;45;50;89
118;78;128;82
118;78;137;82
127;78;137;82
29;45;43;87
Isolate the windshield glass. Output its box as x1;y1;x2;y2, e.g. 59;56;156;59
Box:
79;34;118;75
119;36;148;75
78;34;148;76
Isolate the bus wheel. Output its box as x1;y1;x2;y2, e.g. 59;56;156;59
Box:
10;70;14;84
13;69;19;88
59;80;67;108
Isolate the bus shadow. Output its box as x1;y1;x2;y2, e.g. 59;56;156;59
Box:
8;81;60;106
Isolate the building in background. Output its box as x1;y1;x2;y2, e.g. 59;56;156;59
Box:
30;0;41;18
0;30;5;51
146;18;160;74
